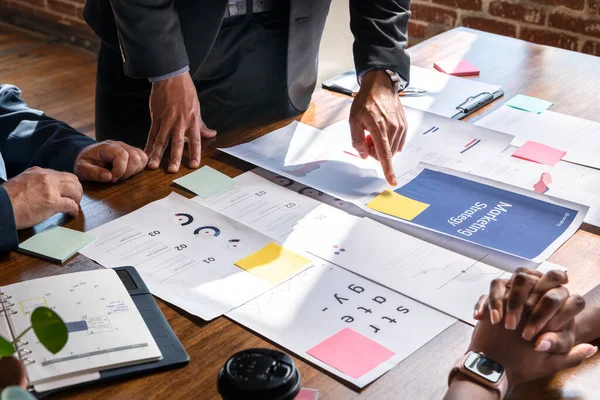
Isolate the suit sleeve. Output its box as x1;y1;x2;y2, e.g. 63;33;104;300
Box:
108;0;189;79
0;85;96;178
0;185;17;253
350;0;412;85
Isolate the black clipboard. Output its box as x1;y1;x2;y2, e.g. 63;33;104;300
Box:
322;70;504;118
451;90;504;120
36;267;189;398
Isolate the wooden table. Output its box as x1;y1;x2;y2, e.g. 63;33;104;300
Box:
3;27;600;399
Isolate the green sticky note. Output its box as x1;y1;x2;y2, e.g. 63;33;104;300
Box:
173;166;235;198
18;226;94;264
506;94;553;114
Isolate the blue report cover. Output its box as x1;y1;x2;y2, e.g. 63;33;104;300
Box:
394;168;578;259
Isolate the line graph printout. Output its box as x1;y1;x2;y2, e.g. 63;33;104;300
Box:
80;193;314;321
475;105;600;169
227;263;455;388
219;107;513;201
302;215;506;324
1;270;161;387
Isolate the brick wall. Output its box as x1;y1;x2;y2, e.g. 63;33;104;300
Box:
408;0;600;56
1;0;600;56
0;0;96;48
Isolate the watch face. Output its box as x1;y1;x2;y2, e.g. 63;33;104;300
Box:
464;352;504;383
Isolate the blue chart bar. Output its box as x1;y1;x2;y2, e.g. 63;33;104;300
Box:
66;320;88;333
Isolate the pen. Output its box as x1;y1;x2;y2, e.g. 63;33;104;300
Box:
325;84;427;97
324;83;355;97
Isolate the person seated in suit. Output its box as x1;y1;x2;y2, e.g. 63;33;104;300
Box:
444;268;600;399
0;85;147;253
84;0;410;186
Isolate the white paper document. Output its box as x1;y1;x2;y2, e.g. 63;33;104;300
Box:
0;270;161;388
475;105;600;169
227;263;456;388
253;167;538;272
457;146;600;227
80;193;314;321
300;213;504;324
196;171;505;323
220;107;513;201
327;66;502;118
358;163;587;263
192;171;352;250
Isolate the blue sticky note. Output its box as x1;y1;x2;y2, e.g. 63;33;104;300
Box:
173;166;235;198
18;226;95;263
506;94;553;114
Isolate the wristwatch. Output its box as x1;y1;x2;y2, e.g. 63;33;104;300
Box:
448;351;509;399
385;69;407;93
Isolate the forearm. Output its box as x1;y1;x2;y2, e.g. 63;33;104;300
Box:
575;284;600;344
0;85;95;177
108;0;189;78
444;374;501;400
349;0;411;83
0;185;18;253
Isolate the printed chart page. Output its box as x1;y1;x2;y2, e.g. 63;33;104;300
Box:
455;146;600;227
193;171;357;251
301;211;506;324
358;163;587;263
227;263;456;388
80;193;314;321
219;107;513;201
475;105;600;169
1;270;161;386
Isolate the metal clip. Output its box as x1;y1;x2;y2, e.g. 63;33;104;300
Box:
456;92;493;113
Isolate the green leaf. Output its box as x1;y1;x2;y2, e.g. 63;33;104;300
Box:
0;335;15;357
1;386;37;400
31;307;68;354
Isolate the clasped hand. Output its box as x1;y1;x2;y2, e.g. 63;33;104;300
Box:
469;268;597;385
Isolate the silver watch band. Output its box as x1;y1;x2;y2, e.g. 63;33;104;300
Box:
385;69;407;92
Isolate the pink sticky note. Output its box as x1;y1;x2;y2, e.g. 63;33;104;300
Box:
296;388;319;400
306;328;395;379
433;60;480;76
512;141;566;166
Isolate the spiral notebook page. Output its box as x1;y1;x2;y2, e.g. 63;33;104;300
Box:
0;269;161;388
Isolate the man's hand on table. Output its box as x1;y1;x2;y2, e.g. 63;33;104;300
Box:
75;140;148;183
145;72;217;173
3;167;83;229
349;69;408;186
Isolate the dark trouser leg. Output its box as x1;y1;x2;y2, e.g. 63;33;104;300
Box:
193;9;300;134
95;42;152;148
94;7;299;146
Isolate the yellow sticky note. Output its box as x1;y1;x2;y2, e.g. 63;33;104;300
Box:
235;243;311;284
367;189;430;221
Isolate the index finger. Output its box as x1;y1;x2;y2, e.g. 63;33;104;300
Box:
364;119;397;186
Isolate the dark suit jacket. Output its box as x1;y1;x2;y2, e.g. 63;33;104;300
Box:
84;0;411;111
0;85;95;253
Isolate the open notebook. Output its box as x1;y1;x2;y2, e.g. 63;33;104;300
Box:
0;269;162;392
